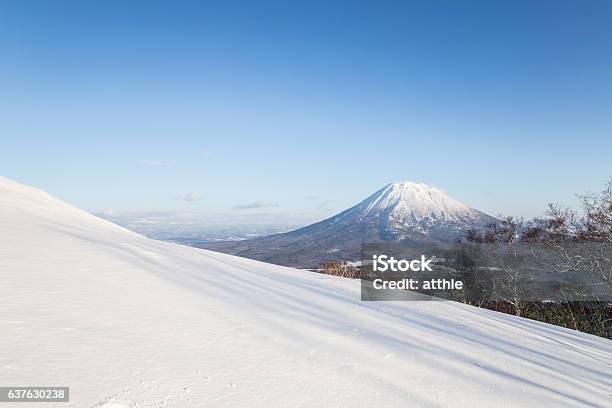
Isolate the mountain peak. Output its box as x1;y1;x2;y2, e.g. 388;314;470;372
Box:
360;181;475;221
389;180;439;190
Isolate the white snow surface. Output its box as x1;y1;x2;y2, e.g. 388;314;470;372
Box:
361;181;484;221
1;176;611;407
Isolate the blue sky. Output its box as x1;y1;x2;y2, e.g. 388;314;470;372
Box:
1;0;611;222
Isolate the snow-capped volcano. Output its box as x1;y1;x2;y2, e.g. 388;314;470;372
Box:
346;181;496;240
203;181;497;267
360;181;481;221
1;176;611;407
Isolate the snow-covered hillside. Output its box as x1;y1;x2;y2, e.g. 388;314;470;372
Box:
1;176;611;407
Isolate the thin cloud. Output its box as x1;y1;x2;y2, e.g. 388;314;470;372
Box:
304;196;318;200
234;201;278;210
318;200;335;212
176;192;202;202
139;159;176;167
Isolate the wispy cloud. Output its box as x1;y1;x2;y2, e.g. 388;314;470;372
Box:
318;200;335;212
234;201;278;210
176;192;202;202
139;159;176;167
304;195;318;200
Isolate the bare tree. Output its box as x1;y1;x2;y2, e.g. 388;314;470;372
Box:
464;180;612;335
320;261;357;279
465;217;536;317
453;237;495;306
525;180;612;293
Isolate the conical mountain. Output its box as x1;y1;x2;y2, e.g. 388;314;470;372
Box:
203;181;497;268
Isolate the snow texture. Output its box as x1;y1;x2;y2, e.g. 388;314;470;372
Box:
1;176;611;407
361;181;483;221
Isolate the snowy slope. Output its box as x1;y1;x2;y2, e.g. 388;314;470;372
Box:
0;176;611;408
